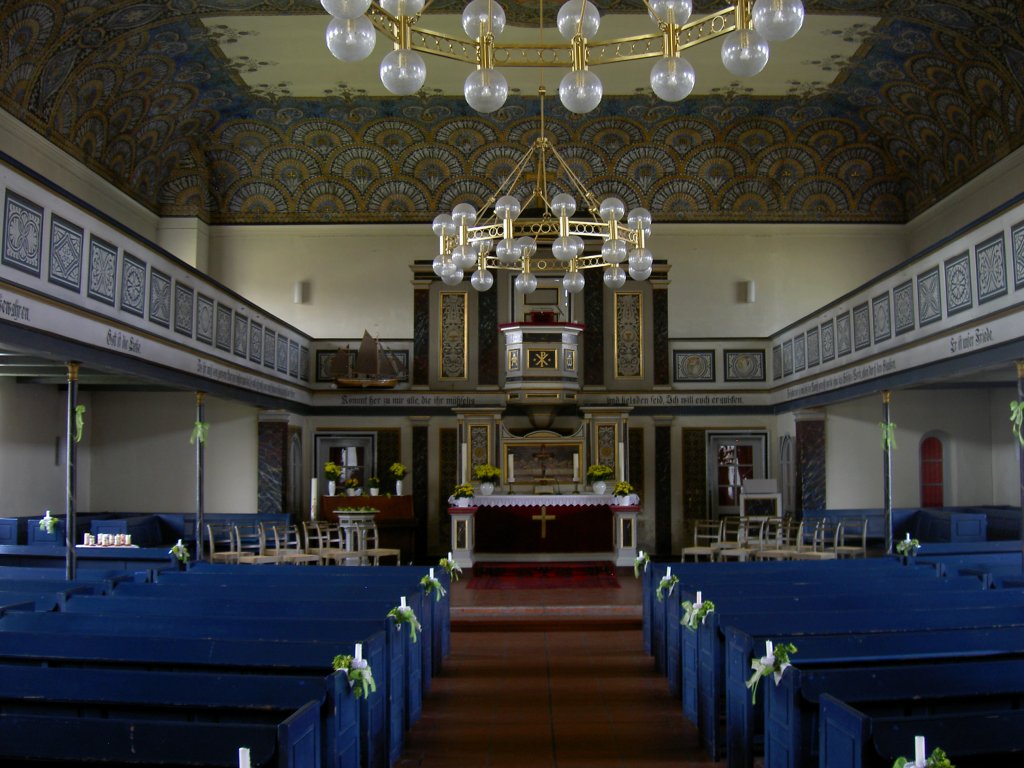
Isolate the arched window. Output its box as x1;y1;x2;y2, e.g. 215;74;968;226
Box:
920;436;944;507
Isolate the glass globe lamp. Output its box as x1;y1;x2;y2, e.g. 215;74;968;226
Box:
650;56;695;102
514;272;538;294
602;238;628;265
322;0;372;19
496;237;521;264
465;68;508;114
379;0;425;16
452;243;478;270
603;266;627;289
494;195;521;221
325;16;376;62
648;0;692;24
557;0;600;39
440;263;463;285
599;197;625;222
752;0;804;41
380;49;427;95
721;29;770;78
462;0;506;38
563;271;586;294
559;69;602;114
470;268;495;291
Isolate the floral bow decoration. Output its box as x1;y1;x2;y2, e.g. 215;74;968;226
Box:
74;405;86;443
387;603;421;643
895;534;920;557
1010;400;1024;447
746;641;797;704
633;550;650;579
421;571;447;602
655;571;679;602
169;539;190;563
190;420;210;445
892;747;954;768
681;597;715;632
333;653;377;700
439;554;463;581
879;421;897;451
38;510;58;534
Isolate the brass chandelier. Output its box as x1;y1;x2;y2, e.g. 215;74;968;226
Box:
321;0;805;114
430;86;652;293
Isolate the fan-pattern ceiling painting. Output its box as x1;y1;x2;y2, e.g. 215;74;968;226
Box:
1;1;1022;225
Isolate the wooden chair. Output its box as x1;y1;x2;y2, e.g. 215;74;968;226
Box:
753;518;800;561
359;520;401;566
718;517;766;562
681;519;723;562
303;521;346;565
711;516;744;560
266;524;320;565
205;523;239;564
232;523;278;565
834;518;869;558
790;519;839;560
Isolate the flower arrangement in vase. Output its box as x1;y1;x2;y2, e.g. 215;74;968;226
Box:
367;476;380;496
324;461;342;495
390;462;407;495
587;464;614;494
474;463;500;494
343;476;361;496
450;483;475;507
612;481;636;504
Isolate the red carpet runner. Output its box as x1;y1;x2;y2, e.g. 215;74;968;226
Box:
466;561;620;590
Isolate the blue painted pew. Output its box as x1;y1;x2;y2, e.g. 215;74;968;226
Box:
722;604;1024;768
766;657;1024;768
108;579;427;728
0;618;387;768
819;692;1024;767
0;664;338;768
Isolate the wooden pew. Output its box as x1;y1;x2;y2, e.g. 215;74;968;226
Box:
819;692;1024;767
723;609;1024;768
0;664;332;768
0;616;389;768
767;656;1024;768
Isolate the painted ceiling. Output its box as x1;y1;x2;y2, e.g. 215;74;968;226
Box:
1;1;1022;225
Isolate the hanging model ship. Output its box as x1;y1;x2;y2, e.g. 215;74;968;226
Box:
332;330;405;389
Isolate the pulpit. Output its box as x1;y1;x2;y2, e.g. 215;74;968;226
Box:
320;495;415;561
448;495;639;567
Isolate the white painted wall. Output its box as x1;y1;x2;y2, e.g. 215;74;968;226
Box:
87;391;259;515
826;388;1012;509
0;379;91;517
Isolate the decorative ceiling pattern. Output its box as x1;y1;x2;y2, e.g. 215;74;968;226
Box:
1;1;1022;225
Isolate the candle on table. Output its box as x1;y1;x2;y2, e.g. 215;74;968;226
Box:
914;736;925;765
355;643;362;661
238;747;251;768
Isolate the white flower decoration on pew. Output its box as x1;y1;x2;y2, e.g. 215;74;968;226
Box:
387;599;421;643
439;552;462;581
169;539;190;563
681;592;715;632
332;652;377;700
38;510;58;535
655;567;678;602
895;533;920;557
746;640;797;704
893;746;954;768
633;550;649;579
420;568;447;602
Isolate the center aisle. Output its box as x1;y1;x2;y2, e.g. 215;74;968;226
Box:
395;571;722;767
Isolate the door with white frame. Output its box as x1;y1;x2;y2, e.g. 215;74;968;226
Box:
707;431;769;519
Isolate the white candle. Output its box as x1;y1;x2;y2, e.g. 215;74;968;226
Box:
905;532;911;542
448;551;452;561
460;444;467;482
572;453;579;482
617;442;625;480
914;736;925;765
666;566;672;579
696;591;702;606
400;596;406;608
766;640;774;657
429;568;435;580
238;747;251;768
508;455;515;482
355;643;362;661
310;478;318;519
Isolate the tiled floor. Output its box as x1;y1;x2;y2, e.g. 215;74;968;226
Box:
396;569;724;767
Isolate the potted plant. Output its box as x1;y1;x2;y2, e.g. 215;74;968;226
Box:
323;461;342;495
586;464;614;494
343;476;361;496
367;476;381;496
612;480;636;505
390;462;407;495
474;463;501;495
450;483;475;507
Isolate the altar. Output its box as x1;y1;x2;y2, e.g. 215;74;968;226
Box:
448;494;639;567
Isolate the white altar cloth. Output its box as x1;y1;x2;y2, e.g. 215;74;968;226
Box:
449;493;639;507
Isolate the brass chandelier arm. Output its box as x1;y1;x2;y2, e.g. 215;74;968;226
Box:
367;3;742;68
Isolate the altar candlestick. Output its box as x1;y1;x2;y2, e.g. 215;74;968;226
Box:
617;442;625;480
460;444;467;482
355;643;362;661
310;478;318;519
914;736;925;765
508;455;515;482
238;748;251;768
572;453;579;482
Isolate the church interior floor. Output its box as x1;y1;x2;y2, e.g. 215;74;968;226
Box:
395;568;725;767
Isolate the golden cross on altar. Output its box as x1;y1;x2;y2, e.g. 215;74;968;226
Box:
531;506;556;539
